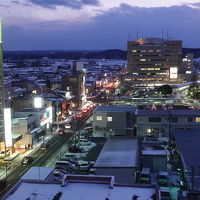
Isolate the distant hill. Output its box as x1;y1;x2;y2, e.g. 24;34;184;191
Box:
3;49;127;60
3;48;200;60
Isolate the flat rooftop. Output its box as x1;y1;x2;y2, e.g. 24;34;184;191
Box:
94;105;135;113
21;167;53;181
4;179;156;200
94;138;139;168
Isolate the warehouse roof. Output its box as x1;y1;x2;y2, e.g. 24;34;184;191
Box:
94;138;139;168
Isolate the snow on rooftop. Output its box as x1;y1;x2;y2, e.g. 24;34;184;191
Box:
94;138;139;168
5;181;156;200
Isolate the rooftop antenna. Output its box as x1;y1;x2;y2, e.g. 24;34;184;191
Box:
161;28;164;40
136;31;139;40
167;28;169;40
128;33;131;41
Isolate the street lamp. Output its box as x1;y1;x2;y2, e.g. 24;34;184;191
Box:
34;97;44;143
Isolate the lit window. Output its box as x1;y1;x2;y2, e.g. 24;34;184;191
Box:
107;117;112;122
196;118;200;122
140;59;146;62
96;116;102;121
132;50;137;52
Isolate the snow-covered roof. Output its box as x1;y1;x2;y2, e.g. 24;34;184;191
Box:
94;138;139;168
4;175;157;200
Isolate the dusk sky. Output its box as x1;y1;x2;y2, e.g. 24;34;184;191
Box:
1;0;200;50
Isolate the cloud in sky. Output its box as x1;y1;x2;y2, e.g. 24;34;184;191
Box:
1;1;200;50
26;0;100;9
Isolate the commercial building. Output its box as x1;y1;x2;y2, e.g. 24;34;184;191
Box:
3;169;160;200
92;106;135;137
127;38;182;86
0;21;5;148
61;61;85;108
94;138;139;184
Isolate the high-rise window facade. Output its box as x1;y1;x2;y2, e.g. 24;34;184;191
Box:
127;38;182;84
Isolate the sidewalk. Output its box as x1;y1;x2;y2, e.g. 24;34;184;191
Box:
0;132;55;180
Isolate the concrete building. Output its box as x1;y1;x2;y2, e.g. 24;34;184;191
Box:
92;106;135;137
94;138;139;184
3;169;160;200
127;38;182;86
135;109;200;137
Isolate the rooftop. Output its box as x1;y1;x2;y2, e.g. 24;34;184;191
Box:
94;105;135;113
4;174;157;200
94;138;139;168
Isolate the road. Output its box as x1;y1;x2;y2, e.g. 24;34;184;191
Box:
0;132;73;198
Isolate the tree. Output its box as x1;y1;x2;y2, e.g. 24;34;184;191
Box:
157;85;173;96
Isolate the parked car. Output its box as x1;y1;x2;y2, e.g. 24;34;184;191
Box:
64;153;81;160
78;161;90;171
55;161;77;171
68;146;82;153
21;156;33;165
59;158;78;166
140;168;151;184
158;171;168;186
0;149;10;159
40;142;49;150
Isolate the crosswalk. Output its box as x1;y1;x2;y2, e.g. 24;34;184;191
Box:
65;130;75;134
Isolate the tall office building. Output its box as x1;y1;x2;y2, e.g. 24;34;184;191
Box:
0;21;4;143
127;38;182;86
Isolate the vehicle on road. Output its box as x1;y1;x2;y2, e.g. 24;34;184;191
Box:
21;156;33;165
40;142;50;150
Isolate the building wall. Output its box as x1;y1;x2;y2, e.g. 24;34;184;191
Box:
95;167;135;184
142;155;167;171
136;115;200;137
61;73;85;108
93;111;129;137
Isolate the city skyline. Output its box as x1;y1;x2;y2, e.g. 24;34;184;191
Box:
1;0;200;50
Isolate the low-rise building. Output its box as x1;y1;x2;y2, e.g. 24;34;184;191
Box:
93;105;135;137
94;138;139;184
3;168;160;200
135;109;200;137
